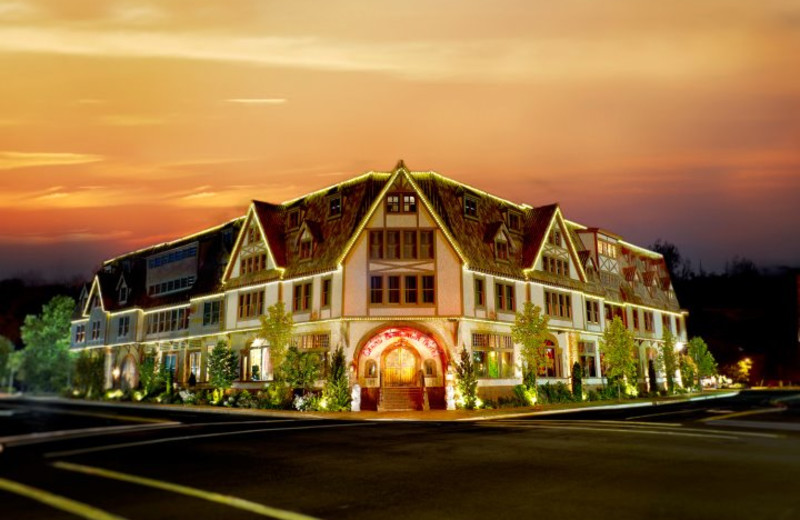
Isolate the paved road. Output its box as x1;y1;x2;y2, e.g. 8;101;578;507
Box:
1;391;799;520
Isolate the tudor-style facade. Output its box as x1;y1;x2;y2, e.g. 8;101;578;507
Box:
70;162;687;410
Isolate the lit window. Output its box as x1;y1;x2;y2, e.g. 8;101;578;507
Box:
387;194;400;213
464;196;478;218
471;333;514;379
403;194;417;212
329;196;342;218
585;300;600;324
117;316;130;338
203;301;221;326
495;283;515;312
579;342;598;378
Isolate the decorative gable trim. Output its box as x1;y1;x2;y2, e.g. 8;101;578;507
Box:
82;275;106;316
525;207;588;282
222;204;282;283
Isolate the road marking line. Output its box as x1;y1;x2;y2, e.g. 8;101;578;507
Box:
0;476;127;520
701;407;784;422
4;403;172;424
52;461;319;520
0;422;183;448
490;420;782;438
625;409;704;420
46;422;374;458
707;419;800;432
481;423;741;439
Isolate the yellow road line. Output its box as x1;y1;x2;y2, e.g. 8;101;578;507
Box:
0;477;127;520
52;461;320;520
701;407;785;422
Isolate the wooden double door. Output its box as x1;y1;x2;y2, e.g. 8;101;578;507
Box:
382;343;419;387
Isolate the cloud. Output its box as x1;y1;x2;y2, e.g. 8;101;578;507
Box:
0;25;768;83
97;114;168;126
0;230;132;245
0;151;104;170
225;98;286;104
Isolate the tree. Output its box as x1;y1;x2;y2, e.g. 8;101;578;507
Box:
0;335;12;384
600;316;637;399
321;346;350;411
208;340;239;390
511;302;551;389
20;295;75;392
281;346;321;393
455;347;479;409
687;337;717;388
657;329;679;394
73;349;105;398
258;301;293;381
571;361;583;399
6;350;24;393
138;354;162;397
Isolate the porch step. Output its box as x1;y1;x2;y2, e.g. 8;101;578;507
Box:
380;387;423;411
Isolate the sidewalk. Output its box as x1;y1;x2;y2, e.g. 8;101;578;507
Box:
4;390;739;422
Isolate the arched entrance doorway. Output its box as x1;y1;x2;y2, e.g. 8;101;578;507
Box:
356;326;448;411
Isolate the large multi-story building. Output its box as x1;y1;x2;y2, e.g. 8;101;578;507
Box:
71;162;686;410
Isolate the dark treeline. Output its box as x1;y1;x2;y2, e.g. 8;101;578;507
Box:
651;240;800;383
0;278;82;349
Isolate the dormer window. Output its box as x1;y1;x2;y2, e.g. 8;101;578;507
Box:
119;284;128;304
299;237;313;260
464;195;478;218
288;210;300;229
508;211;521;232
495;239;509;261
387;194;400;213
328;196;342;218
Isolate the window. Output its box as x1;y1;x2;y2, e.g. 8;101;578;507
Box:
585;300;600;324
369;231;383;259
189;351;203;381
328;196;341;218
632;308;640;330
299;238;313;260
119;284;128;304
540;340;559;377
508;212;521;232
548;229;562;247
404;275;418;304
422;276;435;304
148;275;196;296
423;359;437;377
321;278;331;308
495;240;509;261
474;277;485;307
386;231;400;259
288;210;300;229
292;333;331;376
598;240;617;258
464;196;478;218
388;276;401;303
543;256;569;276
403;194;417;213
238;290;263;319
147;245;198;269
370;276;383;304
117;316;130;338
75;324;86;343
402;230;417;259
163;353;177;375
365;359;378;378
662;315;672;333
545;290;572;319
203;301;221;326
420;230;434;259
605;304;626;325
386;194;400;213
293;282;313;312
370;274;434;306
579;342;598;378
240;253;267;275
472;333;514;379
91;321;101;340
249;346;269;381
643;311;655;332
495;282;515;312
387;193;416;213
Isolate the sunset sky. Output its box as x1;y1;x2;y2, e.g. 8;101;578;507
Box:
0;0;798;280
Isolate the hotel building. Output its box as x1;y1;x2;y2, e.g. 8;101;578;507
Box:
71;162;686;410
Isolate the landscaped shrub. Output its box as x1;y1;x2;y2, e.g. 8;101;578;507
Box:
586;389;601;402
512;384;536;406
537;382;575;404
